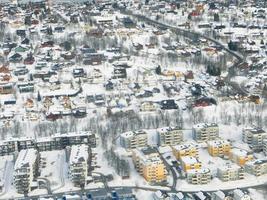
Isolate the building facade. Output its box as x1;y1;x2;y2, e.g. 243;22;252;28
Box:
245;159;267;176
14;149;39;194
217;164;244;181
132;147;167;184
186;168;211;184
172;143;199;160
230;148;254;166
242;128;267;151
207;140;231;157
181;156;202;172
157;127;183;146
0;131;97;156
69;144;90;187
192;123;219;142
264;139;267;155
120;130;148;149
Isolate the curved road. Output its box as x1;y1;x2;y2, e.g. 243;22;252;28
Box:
5;7;259;200
119;9;249;96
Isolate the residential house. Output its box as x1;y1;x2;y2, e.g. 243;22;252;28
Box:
0;83;13;94
140;101;157;112
212;191;228;200
9;53;22;62
233;189;251;200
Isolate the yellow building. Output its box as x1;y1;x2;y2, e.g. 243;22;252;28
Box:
207;140;231;157
230;148;254;166
181;156;202;172
132;147;167;184
172;143;199;160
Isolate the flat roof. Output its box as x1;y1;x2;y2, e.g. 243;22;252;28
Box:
70;144;89;164
14;149;37;170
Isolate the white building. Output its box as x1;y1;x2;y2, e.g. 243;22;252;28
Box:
233;189;251;200
14;149;39;194
245;159;267;176
217;164;244;181
242;128;267;151
212;191;227;200
120;130;148;149
264;139;267;155
186;168;211;185
157;126;183;146
69;144;90;187
192;123;219;142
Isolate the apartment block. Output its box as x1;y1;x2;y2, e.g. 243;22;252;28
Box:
245;159;267;176
172;143;199;160
132;147;167;184
186;168;211;185
120;130;148;149
192;123;219;142
207;140;231;157
0;132;97;156
217;164;244;181
242;128;267;151
14;149;39;194
181;156;202;172
157;126;183;146
264;139;267;155
230;148;253;166
69;144;90;187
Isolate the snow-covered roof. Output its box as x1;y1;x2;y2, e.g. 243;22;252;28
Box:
70;144;89;164
213;191;225;199
231;148;250;157
173;143;197;151
187;168;210;175
207;140;230;147
157;126;182;133
246;159;267;166
120;130;147;139
193;123;218;129
133;147;162;165
14;149;37;170
181;156;200;165
218;163;241;171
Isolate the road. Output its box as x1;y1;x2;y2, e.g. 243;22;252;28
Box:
156;149;178;191
2;6;262;200
119;9;249;96
7;180;267;200
37;177;52;195
119;9;244;62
